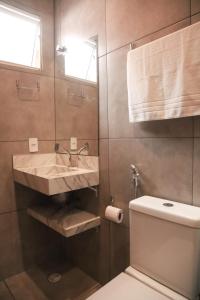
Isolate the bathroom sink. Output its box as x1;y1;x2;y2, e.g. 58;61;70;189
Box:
18;165;93;179
13;153;99;195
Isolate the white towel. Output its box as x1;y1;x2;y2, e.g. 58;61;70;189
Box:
127;21;200;122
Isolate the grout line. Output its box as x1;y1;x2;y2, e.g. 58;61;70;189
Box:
106;136;196;140
191;11;200;17
192;118;195;206
4;280;15;300
105;17;191;56
0;139;55;143
0;64;54;79
53;0;56;143
0;208;27;217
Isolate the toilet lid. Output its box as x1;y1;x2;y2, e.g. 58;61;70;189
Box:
87;272;171;300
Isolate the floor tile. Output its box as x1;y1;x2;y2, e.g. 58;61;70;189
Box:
6;262;100;300
0;281;13;300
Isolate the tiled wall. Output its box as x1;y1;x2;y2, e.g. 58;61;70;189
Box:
0;0;65;280
1;0;200;285
106;0;200;278
56;0;200;281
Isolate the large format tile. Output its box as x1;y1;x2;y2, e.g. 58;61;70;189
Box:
191;12;200;24
10;0;54;14
0;281;13;300
5;272;48;300
99;139;110;216
0;70;55;141
17;211;65;270
107;45;133;138
106;0;190;52
56;139;98;156
110;223;130;279
134;18;190;48
193;138;200;207
66;219;110;285
133;117;193;138
99;56;108;139
191;0;200;15
109;138;193;226
55;78;98;140
0;212;23;280
109;139;134;226
6;263;100;300
55;0;106;61
130;138;193;204
0;141;55;214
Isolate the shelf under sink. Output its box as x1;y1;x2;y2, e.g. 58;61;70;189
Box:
27;204;101;238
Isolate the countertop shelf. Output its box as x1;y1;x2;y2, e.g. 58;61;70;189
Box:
27;204;101;238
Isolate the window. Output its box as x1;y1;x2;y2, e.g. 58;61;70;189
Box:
0;2;41;69
64;39;97;83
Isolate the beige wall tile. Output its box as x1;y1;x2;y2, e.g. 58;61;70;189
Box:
10;0;54;14
109;139;134;226
0;140;55;213
66;219;110;285
110;223;129;278
55;78;98;140
55;0;106;58
0;212;24;279
99;56;108;139
56;139;98;156
17;211;65;270
193;139;200;206
99;139;110;216
0;282;13;300
0;70;55;141
106;0;190;52
134;18;191;48
191;0;200;15
107;45;133;138
191;12;200;23
109;138;193;226
133;118;193;138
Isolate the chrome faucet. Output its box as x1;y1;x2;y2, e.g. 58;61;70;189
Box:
77;142;89;155
130;164;140;198
55;143;71;161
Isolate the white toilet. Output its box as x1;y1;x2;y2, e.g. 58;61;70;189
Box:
88;196;200;300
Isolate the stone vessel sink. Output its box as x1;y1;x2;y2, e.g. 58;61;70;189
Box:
13;153;99;195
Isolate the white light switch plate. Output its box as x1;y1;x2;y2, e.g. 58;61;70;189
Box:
29;138;38;152
70;137;77;151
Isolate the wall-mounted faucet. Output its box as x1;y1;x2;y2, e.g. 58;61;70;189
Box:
130;164;140;199
55;143;71;161
77;142;89;156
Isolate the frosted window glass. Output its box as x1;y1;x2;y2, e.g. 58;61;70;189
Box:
65;40;97;83
0;2;41;69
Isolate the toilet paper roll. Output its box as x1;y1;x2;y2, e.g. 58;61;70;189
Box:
105;206;123;224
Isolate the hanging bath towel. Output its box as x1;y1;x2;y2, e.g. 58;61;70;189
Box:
127;21;200;122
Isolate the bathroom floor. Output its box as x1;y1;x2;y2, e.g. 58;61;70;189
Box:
0;261;100;300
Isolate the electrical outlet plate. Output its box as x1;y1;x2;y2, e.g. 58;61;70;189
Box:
70;137;77;151
29;138;38;152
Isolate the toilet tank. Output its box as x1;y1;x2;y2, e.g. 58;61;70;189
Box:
129;196;200;300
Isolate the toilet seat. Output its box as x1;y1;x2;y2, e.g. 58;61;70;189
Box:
87;268;188;300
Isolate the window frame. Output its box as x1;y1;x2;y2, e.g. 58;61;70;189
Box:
64;38;98;85
0;1;42;72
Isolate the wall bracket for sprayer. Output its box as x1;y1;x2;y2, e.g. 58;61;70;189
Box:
130;164;140;199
